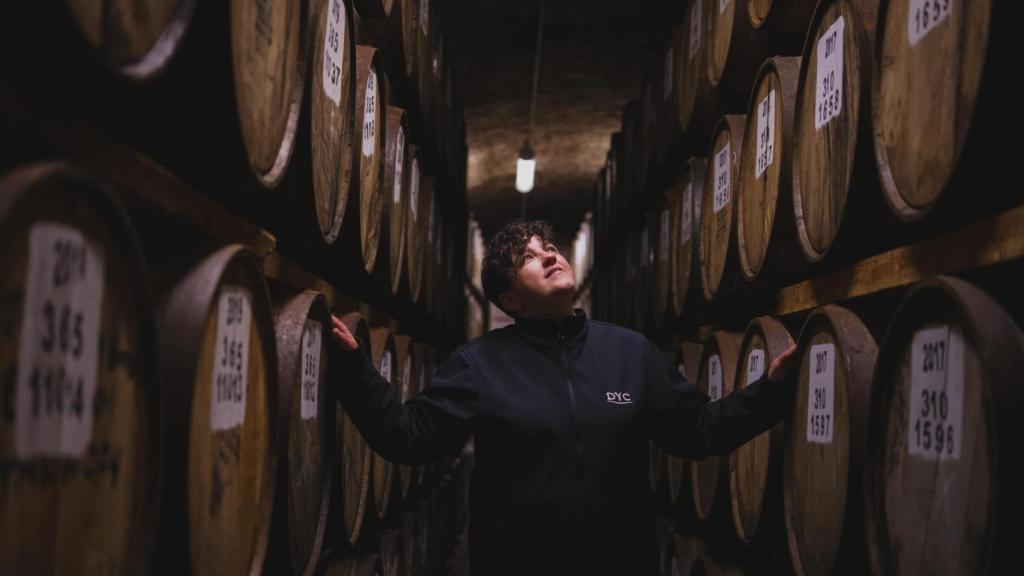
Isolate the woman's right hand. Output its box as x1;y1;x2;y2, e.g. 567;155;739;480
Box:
331;314;360;352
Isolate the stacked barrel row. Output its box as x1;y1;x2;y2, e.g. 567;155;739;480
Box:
571;214;595;289
0;162;471;575
644;276;1021;575
4;0;469;343
589;0;1016;329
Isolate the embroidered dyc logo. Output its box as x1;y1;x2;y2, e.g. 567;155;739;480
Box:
606;392;633;405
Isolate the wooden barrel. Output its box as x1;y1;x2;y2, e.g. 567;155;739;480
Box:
654;195;676;324
667;342;705;507
400;510;418;576
784;304;877;576
624;226;641;328
691;331;742;522
324;553;382;576
272;290;332;576
385;106;409;295
369;327;398;521
379;528;404;576
656;36;678;162
405;157;427;303
400;0;419;82
641;211;658;327
424;205;442;320
864;276;1023;575
636;79;654;191
708;0;767;105
413;344;434;488
746;0;817;55
355;45;387;274
158;243;279;575
609;133;624;213
728;316;793;545
699;115;746;302
661;526;678;576
230;0;308;188
335;312;373;547
415;497;431;576
672;158;707;317
431;38;450;142
416;0;436;119
620;102;639;201
871;0;997;221
428;486;443;575
312;0;356;244
673;534;709;576
737;57;802;283
422;189;438;316
655;518;674;575
691;557;744;576
353;0;393;19
677;0;711;131
435;480;454;574
65;0;197;79
792;0;881;263
393;335;415;501
0;163;160;575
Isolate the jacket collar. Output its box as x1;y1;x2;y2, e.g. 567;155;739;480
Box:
514;308;588;346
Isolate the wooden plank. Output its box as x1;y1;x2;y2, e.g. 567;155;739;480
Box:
775;204;1024;315
0;87;277;258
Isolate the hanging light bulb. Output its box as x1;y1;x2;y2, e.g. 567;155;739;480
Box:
515;141;535;193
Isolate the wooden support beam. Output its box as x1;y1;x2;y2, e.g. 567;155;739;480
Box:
775;204;1024;315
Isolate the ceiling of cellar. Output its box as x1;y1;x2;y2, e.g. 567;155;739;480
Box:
447;0;680;241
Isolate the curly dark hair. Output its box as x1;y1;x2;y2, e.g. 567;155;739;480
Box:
481;219;557;315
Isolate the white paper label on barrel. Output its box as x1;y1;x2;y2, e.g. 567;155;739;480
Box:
410;159;420;222
689;0;702;59
210;287;252;431
681;184;693;242
708;354;723;401
908;325;964;461
322;0;346;106
908;0;953;47
755;89;776;178
380;350;393;384
663;46;674;100
420;0;429;34
746;349;766;386
720;0;731;14
394;125;405;204
815;16;845;130
713;142;731;213
15;222;104;458
660;209;670;261
806;343;835;444
678;363;687;378
362;69;378;158
300;319;322;421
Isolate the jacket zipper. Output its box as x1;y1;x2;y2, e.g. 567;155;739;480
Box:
559;336;586;529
